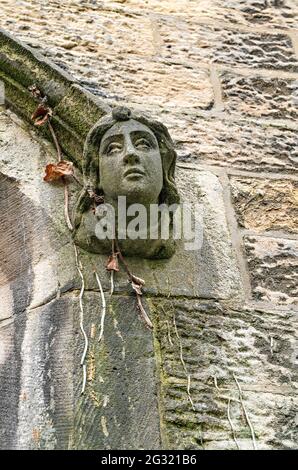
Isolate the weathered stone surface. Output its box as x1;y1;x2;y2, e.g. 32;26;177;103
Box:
162;113;298;174
73;294;160;450
0;293;160;450
0;0;297;34
158;18;298;72
230;177;298;234
0;110;71;319
0;108;160;449
0;28;111;169
0;0;297;451
245;235;298;305
152;299;298;449
221;72;298;120
0;109;73;449
119;0;298;29
63;167;243;301
56;55;214;111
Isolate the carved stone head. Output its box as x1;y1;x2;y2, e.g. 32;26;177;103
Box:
74;106;180;259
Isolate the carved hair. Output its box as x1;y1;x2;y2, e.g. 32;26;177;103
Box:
74;106;179;229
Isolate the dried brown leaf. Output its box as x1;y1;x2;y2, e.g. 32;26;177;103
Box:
44;160;74;182
31;103;52;126
106;253;120;272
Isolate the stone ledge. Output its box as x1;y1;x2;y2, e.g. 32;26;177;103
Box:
0;28;110;168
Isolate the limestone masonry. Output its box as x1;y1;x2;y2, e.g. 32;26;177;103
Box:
0;0;297;450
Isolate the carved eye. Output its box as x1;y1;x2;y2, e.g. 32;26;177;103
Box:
106;142;122;155
134;138;151;150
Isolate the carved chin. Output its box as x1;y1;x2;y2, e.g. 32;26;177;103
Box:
109;180;160;203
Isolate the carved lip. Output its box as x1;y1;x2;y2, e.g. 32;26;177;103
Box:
123;167;145;178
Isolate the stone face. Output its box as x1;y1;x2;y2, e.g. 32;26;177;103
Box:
221;73;298;120
245;235;298;305
153;299;298;450
230;177;298;234
0;0;297;451
69;167;243;301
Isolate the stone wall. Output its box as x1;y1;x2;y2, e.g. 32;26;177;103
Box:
0;0;297;450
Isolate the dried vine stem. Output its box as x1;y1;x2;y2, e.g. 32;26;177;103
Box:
74;244;88;394
173;311;196;412
233;373;257;450
48;121;62;161
227;398;240;450
109;238;116;296
136;294;153;330
94;270;106;343
63;183;74;231
30;87;89;394
110;270;114;296
48;121;73;231
214;375;242;448
213;376;241;402
113;238;153;330
30;89;74;231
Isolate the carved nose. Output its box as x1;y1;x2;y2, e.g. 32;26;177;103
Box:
124;152;140;165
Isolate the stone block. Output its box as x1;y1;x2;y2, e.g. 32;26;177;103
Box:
161;112;298;174
230;177;298;234
221;72;298;120
114;0;298;29
244;235;298;305
157;17;298;72
67;167;243;301
73;293;160;450
63;55;214;111
152;298;298;449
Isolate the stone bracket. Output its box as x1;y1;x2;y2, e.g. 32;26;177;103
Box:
0;28;111;168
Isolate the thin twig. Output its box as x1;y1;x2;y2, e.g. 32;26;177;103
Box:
116;247;132;280
114;238;152;329
74;244;88;371
214;376;240;402
214;375;220;391
173;312;195;411
233;373;257;450
64;180;73;231
136;294;153;330
214;375;241;447
187;375;196;411
166;320;173;346
48;121;62;161
110;239;115;295
72;174;84;187
48;120;73;231
227;398;241;450
81;364;87;395
94;271;106;343
110;270;114;296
